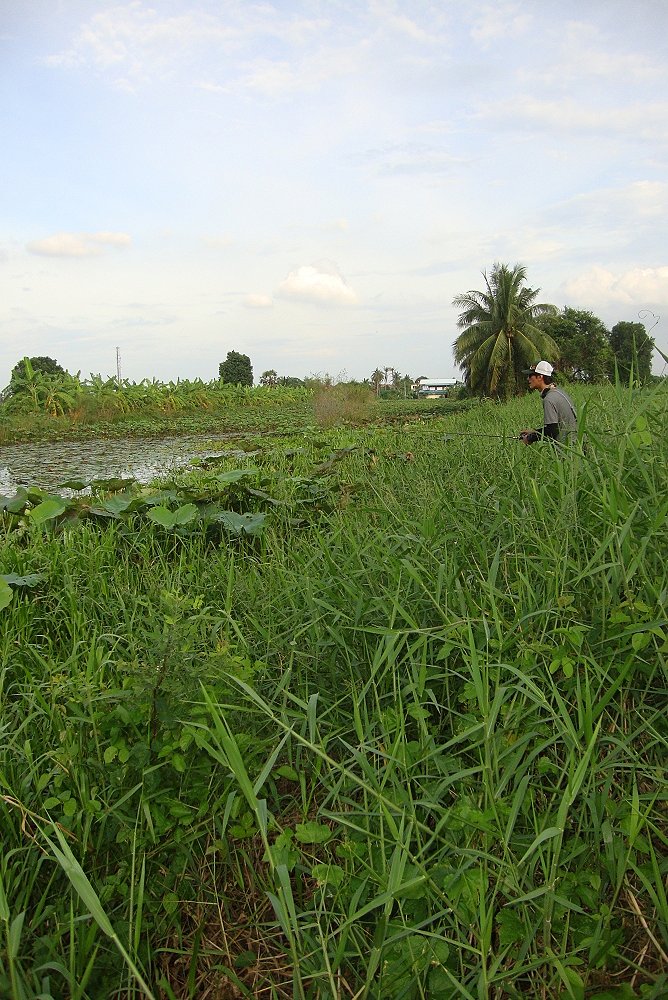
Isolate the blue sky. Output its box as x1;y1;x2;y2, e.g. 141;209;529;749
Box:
2;0;667;387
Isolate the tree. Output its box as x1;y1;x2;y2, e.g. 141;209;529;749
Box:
397;373;413;398
8;356;67;395
277;376;305;387
452;263;558;399
370;368;384;396
259;369;278;387
609;321;655;384
540;308;612;383
219;351;253;386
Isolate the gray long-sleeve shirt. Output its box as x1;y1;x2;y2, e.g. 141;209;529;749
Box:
539;385;577;442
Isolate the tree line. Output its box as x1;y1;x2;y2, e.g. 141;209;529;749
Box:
4;264;661;405
453;262;659;399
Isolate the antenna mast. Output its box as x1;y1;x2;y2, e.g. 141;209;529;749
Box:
116;347;122;386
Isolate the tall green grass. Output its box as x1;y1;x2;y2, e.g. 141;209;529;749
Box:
1;382;666;998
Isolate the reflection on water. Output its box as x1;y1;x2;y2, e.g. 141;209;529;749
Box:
0;434;240;494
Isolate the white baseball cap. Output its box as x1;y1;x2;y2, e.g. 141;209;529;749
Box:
523;361;554;377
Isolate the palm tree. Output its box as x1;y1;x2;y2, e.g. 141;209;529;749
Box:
371;368;384;396
452;263;558;399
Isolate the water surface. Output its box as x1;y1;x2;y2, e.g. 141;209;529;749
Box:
0;433;242;494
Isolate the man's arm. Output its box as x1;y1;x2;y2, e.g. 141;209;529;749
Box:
521;391;560;443
520;423;559;444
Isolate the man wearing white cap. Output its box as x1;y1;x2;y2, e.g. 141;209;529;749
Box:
519;361;577;445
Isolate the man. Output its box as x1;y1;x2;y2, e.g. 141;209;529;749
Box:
520;361;577;446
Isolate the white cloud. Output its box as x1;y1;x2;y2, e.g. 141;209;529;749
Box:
540;181;668;242
533;19;667;86
483;97;668;142
470;3;531;47
45;3;237;75
368;0;449;45
561;264;668;306
236;43;362;98
276;261;359;306
367;141;470;177
26;232;132;257
243;293;273;309
44;2;335;92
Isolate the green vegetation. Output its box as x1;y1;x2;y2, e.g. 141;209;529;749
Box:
0;377;314;446
1;383;667;999
609;323;656;386
542;309;614;385
7;357;69;398
452;263;659;396
219;351;253;387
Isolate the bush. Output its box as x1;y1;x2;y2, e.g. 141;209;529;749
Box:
312;383;377;427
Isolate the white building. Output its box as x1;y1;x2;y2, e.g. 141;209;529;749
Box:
414;378;461;398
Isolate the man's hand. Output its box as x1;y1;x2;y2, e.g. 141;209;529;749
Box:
519;429;534;445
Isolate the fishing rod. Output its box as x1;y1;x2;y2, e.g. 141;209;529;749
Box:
441;431;521;440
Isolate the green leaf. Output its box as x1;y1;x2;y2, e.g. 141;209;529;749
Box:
0;869;9;922
0;580;13;611
141;490;182;506
407;703;430;722
497;909;526;947
558;966;585;1000
0;572;46;587
147;504;198;529
8;912;25;961
234;950;258;969
101;495;137;515
230;823;255;839
215;469;258;483
215;511;266;536
174;503;198;524
429;966;454;995
147;505;178;528
274;765;299;781
162;892;179;915
429;938;450;965
1;488;30;513
311;863;345;888
56;479;90;490
27;498;68;524
91;477;136;491
295;820;333;844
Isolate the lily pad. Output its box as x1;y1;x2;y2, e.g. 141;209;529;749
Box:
214;511;266;536
215;469;259;484
0;573;46;587
27;499;68;524
147;504;199;529
56;479;90;491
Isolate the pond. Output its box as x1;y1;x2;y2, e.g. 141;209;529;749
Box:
0;433;245;494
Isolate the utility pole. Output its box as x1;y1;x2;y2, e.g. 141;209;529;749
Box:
116;347;122;386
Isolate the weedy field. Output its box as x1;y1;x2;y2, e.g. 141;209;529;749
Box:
0;382;666;1000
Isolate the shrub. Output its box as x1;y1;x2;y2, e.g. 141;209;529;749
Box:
312;383;377;427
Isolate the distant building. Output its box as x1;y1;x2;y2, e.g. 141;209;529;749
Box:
414;378;461;398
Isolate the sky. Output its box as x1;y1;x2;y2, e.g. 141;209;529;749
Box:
2;0;667;388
